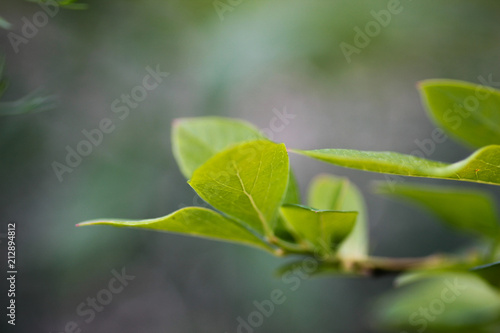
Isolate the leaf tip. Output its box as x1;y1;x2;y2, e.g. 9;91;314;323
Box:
416;79;435;92
75;222;91;227
75;220;101;227
172;118;184;127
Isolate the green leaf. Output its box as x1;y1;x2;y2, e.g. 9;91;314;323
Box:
375;182;500;239
172;117;265;179
76;207;274;253
472;261;500;289
308;174;368;258
189;140;289;236
375;272;500;332
419;79;500;148
292;145;500;186
279;204;357;253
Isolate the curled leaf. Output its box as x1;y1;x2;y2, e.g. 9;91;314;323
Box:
292;145;500;186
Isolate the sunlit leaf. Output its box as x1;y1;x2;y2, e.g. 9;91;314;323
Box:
189;140;289;236
375;182;500;239
279;204;357;253
419;79;500;148
308;174;368;258
76;207;274;253
292;145;500;186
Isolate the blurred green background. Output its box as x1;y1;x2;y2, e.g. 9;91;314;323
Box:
1;0;500;332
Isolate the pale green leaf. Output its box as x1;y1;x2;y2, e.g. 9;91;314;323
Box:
76;207;274;253
279;204;357;253
375;182;500;239
308;174;368;258
375;272;500;332
419;79;500;148
189;140;289;236
172;117;265;178
292;145;500;186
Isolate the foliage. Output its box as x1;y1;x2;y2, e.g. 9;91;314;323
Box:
0;56;57;115
79;79;500;332
1;1;87;31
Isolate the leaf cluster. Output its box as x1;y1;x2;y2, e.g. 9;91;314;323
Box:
79;80;500;332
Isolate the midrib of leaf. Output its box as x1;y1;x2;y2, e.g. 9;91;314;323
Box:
232;160;272;237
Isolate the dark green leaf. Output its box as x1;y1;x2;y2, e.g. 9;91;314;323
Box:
375;182;500;239
472;261;500;289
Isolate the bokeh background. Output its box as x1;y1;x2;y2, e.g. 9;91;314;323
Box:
1;0;500;332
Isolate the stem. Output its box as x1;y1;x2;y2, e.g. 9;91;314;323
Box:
268;236;313;255
346;254;458;277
